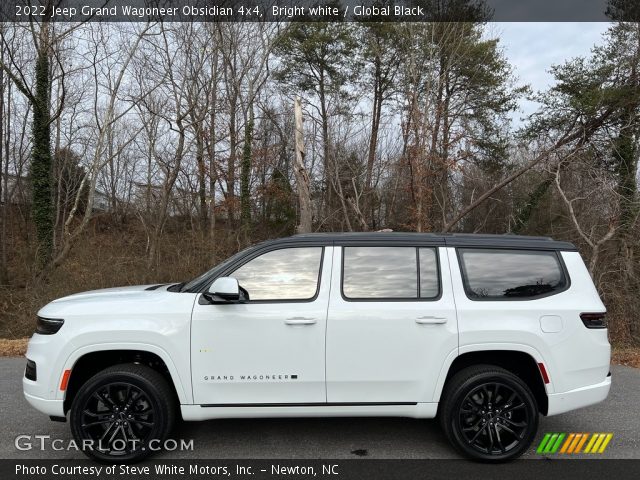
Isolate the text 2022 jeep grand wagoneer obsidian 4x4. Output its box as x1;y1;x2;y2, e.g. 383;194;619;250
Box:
23;233;611;462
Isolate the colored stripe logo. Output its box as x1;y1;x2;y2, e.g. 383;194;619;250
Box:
537;433;613;454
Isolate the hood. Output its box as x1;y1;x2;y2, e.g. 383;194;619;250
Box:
49;284;172;304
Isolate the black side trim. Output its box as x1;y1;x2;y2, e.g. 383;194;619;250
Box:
201;402;417;408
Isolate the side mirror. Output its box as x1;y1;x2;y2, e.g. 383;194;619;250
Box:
203;277;240;303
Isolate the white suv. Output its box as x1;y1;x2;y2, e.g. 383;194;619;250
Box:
23;233;611;462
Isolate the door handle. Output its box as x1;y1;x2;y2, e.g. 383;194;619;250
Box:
415;316;448;325
285;317;317;325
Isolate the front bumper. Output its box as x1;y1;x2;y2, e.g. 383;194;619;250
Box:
546;373;611;416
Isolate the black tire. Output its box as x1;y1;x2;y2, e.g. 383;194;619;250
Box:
69;363;176;463
439;365;538;462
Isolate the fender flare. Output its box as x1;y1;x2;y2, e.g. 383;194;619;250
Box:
432;343;551;402
57;342;191;404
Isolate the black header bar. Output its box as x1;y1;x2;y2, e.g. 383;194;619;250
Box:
0;0;638;23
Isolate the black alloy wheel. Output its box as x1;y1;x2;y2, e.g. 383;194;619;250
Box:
70;364;175;463
440;365;539;462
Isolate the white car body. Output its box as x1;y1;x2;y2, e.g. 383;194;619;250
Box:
23;233;611;429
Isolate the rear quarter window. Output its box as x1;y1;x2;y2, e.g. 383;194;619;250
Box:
458;249;568;300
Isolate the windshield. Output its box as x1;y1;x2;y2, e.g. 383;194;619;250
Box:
180;245;258;292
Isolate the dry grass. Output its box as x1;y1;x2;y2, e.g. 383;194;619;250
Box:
611;347;640;368
0;338;28;357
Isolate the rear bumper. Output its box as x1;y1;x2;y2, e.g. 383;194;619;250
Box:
546;373;611;416
23;387;65;417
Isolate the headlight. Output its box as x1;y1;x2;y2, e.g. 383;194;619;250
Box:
35;316;64;335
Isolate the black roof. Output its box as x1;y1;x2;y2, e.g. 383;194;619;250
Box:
262;232;577;251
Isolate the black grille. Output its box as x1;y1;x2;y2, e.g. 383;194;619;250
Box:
25;359;37;381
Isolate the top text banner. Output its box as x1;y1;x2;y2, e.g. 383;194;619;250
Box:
0;0;637;22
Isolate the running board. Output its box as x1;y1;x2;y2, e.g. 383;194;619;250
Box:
201;402;417;408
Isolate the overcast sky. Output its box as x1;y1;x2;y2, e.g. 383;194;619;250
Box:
496;22;612;122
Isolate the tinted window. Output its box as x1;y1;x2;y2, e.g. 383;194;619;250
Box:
343;247;418;299
232;247;322;301
459;249;567;299
419;248;440;298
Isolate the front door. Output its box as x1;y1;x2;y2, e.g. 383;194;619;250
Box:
326;245;458;403
191;246;332;405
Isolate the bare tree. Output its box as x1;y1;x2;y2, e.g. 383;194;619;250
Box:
293;96;312;233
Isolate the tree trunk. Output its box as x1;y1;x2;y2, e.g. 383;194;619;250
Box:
31;29;54;268
227;101;237;224
293;97;312;234
0;47;7;284
365;57;383;227
240;104;253;229
196;126;207;233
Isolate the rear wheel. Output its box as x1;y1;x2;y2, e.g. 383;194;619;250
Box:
439;365;538;462
69;364;175;463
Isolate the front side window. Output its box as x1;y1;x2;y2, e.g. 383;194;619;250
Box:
458;249;567;300
231;247;323;301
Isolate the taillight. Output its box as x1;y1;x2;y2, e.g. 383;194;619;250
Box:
580;312;607;329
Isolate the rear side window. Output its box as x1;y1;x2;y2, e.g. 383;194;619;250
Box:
458;249;568;300
342;247;440;300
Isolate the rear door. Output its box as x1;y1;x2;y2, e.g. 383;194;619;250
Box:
325;245;458;403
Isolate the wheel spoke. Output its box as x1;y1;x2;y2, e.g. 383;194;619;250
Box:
482;384;491;404
462;399;480;413
93;390;116;411
486;421;495;452
123;385;132;406
503;391;517;408
462;417;484;432
492;383;499;404
99;421;116;442
126;389;142;409
502;402;525;413
107;424;122;445
502;417;527;429
469;422;489;443
131;419;154;427
121;423;129;444
125;422;140;440
130;408;152;417
497;422;519;438
83;409;103;418
494;425;506;453
82;418;113;428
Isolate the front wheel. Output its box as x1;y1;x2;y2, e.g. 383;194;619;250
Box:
69;364;176;463
439;365;539;462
